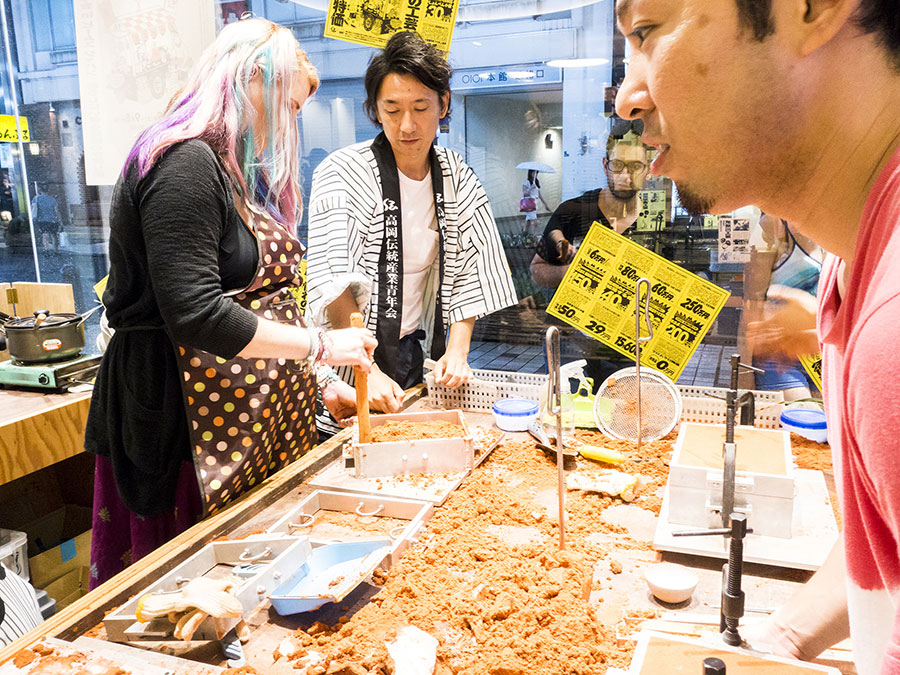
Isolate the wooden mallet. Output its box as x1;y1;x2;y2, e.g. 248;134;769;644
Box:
350;312;371;443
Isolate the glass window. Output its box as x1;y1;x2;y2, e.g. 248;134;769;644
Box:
0;0;770;394
28;0;52;52
49;0;76;49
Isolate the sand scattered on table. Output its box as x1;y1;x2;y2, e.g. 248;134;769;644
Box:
282;431;673;674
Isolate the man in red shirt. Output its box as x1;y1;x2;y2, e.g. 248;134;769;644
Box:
614;0;900;671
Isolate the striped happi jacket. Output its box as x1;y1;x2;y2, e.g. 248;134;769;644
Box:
0;564;41;647
306;137;517;395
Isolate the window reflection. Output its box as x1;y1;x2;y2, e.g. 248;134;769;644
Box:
0;0;746;384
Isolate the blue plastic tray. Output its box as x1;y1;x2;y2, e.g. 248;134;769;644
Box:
269;539;392;615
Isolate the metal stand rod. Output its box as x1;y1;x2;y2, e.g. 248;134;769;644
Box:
546;326;565;550
635;278;652;453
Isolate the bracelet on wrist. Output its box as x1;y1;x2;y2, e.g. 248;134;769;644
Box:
305;326;321;365
318;330;332;364
315;363;341;392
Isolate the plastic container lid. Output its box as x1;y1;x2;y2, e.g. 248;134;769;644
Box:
780;408;827;429
492;399;539;417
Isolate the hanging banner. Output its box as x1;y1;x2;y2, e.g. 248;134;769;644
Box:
0;115;30;143
799;353;823;392
547;223;730;382
74;0;216;185
324;0;460;52
717;216;751;263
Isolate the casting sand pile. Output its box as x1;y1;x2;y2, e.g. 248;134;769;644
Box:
277;432;674;674
370;421;466;443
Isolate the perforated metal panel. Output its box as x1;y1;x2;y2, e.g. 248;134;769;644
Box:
677;385;784;429
425;369;547;412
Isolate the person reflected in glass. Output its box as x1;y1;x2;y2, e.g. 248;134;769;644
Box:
529;128;652;389
530;129;651;288
745;213;824;401
521;168;551;243
84;18;376;588
31;183;62;251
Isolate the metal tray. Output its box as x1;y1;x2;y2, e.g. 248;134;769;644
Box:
269;539;392;615
104;537;309;643
264;489;433;565
351;409;474;478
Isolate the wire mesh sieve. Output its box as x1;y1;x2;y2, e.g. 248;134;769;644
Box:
593;366;682;443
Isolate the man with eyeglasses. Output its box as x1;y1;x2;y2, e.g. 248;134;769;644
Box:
530;128;652;388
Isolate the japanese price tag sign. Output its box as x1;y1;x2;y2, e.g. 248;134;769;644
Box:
325;0;459;52
635;189;666;232
799;353;823;391
0;115;29;143
547;222;730;382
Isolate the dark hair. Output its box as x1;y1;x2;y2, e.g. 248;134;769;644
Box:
734;0;900;69
854;0;900;70
733;0;775;41
363;31;452;126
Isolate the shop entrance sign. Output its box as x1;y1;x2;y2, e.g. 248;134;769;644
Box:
547;223;730;382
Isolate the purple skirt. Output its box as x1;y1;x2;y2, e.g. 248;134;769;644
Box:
89;456;203;589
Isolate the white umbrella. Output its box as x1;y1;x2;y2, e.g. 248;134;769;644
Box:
515;161;555;173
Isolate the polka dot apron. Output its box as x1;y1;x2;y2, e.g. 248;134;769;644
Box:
175;216;316;516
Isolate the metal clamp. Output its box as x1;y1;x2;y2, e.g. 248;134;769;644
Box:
287;513;316;530
356;502;384;517
673;513;751;647
238;546;272;562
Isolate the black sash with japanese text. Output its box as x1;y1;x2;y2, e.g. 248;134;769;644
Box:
370;132;446;382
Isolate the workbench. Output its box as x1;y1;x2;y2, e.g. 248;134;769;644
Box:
0;390;853;674
0;388;91;487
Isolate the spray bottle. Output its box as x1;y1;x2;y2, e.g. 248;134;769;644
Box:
541;359;588;435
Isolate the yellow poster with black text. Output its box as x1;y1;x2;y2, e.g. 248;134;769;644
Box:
547;223;730;382
324;0;459;52
799;353;823;392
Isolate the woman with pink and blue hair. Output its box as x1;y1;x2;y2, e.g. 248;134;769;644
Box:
84;17;376;587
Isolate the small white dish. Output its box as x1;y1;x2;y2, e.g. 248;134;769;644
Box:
643;562;698;604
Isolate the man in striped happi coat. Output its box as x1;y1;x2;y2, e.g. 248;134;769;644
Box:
307;32;516;431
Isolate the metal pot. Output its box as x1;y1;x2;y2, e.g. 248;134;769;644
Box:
1;305;102;364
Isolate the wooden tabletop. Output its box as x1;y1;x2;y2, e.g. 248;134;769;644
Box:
0;387;92;486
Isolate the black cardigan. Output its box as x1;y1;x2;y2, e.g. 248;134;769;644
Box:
84;140;259;517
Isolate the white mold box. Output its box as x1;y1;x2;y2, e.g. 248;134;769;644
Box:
103;536;309;644
352;409;474;478
264;490;433;565
667;422;795;538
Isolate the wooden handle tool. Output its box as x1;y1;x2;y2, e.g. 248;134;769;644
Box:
350;312;371;443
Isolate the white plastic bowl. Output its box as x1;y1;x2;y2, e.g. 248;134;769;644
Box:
643;562;698;604
781;408;828;443
492;398;539;432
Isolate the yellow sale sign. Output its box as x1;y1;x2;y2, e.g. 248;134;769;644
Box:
799;353;823;392
547;223;730;382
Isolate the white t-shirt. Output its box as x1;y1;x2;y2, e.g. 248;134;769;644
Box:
398;170;439;338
